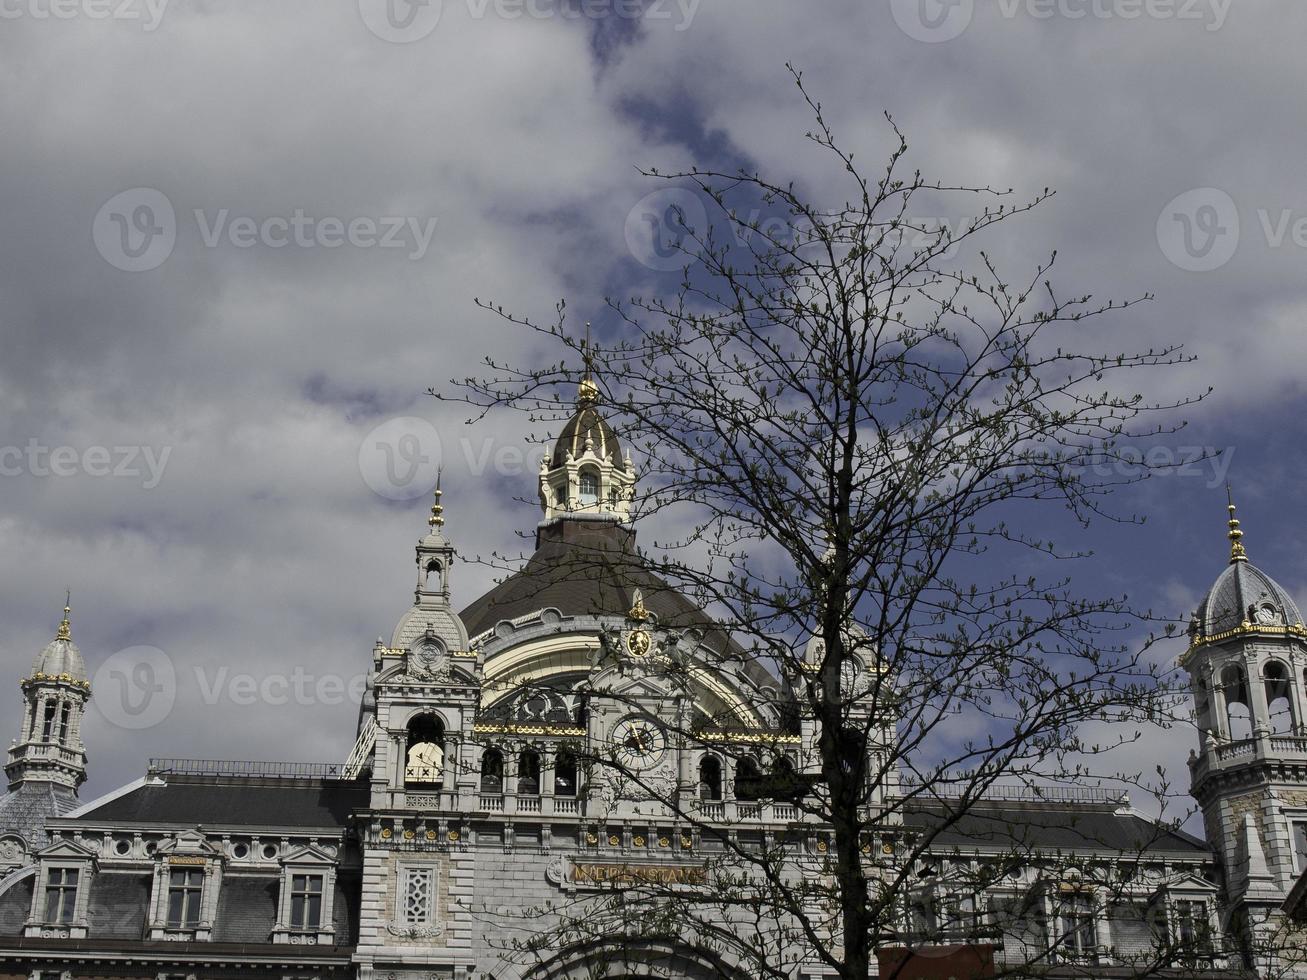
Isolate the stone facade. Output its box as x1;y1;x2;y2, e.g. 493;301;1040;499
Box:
2;404;1304;980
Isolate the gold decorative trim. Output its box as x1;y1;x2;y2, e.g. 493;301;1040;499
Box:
473;722;587;737
698;731;802;746
1183;621;1307;660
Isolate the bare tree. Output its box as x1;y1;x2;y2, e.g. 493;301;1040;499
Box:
444;69;1215;980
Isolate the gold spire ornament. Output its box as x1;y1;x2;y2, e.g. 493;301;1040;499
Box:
577;321;599;407
1227;487;1247;564
627;588;649;623
429;470;445;531
56;591;72;641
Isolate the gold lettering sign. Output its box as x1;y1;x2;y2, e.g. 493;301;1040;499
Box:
168;856;207;866
571;863;707;887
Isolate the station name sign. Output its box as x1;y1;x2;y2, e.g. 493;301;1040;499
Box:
571;862;707;886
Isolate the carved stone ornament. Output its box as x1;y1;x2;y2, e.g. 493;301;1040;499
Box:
545;857;568;885
386;920;446;940
407;640;451;682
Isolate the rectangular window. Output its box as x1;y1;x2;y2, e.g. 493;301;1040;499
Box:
1174;899;1211;958
400;867;435;927
289;874;324;930
1293;821;1307;872
166;868;204;928
43;868;79;924
1059;893;1096;958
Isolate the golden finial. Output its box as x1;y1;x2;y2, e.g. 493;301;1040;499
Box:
1227;486;1247;564
56;590;72;641
627;588;649;622
428;469;444;531
577;321;599;407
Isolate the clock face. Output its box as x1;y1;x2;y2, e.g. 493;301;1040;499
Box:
611;717;667;770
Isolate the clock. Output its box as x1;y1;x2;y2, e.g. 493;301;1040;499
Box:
611;717;667;770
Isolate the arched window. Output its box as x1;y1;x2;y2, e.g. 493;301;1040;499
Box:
699;756;723;801
480;748;504;794
423;559;442;591
404;715;445;787
518;750;541;796
771;756;806;802
578;469;599;506
58;703;71;744
1266;661;1296;734
734;758;761;801
1222;664;1252;741
554;749;578;797
41;700;55;741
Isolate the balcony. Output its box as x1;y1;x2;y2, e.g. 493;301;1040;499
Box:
1191;730;1307;784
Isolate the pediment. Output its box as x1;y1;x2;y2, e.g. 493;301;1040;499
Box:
157;829;221;857
1154;873;1219;898
35;838;98;861
280;843;336;865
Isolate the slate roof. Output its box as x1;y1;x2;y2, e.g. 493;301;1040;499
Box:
460;518;748;655
73;774;369;828
0;782;79;851
903;799;1208;855
0;876;32;937
1195;559;1304;635
85;873;151;939
459;517;792;715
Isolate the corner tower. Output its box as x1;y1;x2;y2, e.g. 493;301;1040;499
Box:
1185;498;1307;944
0;598;92;870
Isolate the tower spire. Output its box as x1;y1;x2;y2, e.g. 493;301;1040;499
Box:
56;590;71;641
1227;486;1248;564
428;468;444;532
577;321;599;407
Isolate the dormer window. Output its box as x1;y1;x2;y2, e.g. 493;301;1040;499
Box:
43;868;79;924
578;469;599;506
166;869;204;928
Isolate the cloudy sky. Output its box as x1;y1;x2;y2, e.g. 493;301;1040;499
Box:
1;0;1304;822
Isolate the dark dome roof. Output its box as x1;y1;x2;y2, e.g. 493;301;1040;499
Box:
1194;560;1304;637
551;406;625;470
